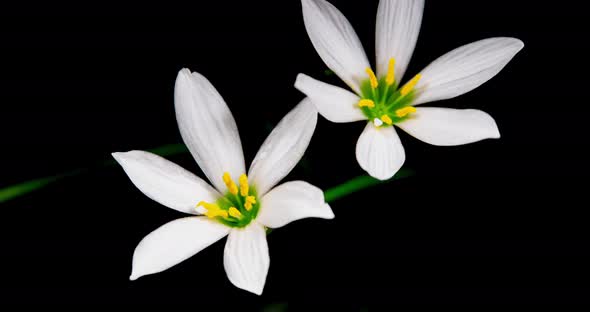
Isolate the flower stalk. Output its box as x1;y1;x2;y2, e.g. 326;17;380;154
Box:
324;169;413;203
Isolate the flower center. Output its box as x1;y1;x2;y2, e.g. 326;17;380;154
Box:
197;172;260;228
358;58;421;127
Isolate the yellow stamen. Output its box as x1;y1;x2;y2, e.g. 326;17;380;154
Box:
208;210;228;218
222;172;238;195
381;115;393;125
239;174;249;196
198;201;228;219
222;172;232;185
400;74;422;96
244;196;256;211
358;99;375;108
246;196;257;204
228;207;242;218
386;58;396;86
395;106;417;118
366;68;379;89
197;201;216;211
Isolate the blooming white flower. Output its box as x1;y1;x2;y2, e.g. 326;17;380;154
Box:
296;0;524;180
112;68;334;295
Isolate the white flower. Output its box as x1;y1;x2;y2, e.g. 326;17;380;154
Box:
296;0;524;180
112;69;334;295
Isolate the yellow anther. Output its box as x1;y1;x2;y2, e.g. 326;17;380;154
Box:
358;99;375;108
198;201;228;219
395;106;417;118
239;174;249;196
366;68;379;89
386;58;396;86
228;207;242;218
381;115;393;125
222;172;238;195
246;196;257;204
244;196;256;211
197;201;216;210
207;210;228;218
222;172;232;185
400;74;422;96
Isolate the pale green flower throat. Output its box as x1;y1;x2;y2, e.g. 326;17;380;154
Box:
197;172;260;228
358;58;421;127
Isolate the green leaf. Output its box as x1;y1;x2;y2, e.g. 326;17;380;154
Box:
0;170;83;203
0;143;188;203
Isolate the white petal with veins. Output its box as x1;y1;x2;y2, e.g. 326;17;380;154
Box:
295;73;365;123
413;37;524;105
397;107;500;146
112;151;220;215
248;98;318;196
301;0;371;93
175;69;246;193
223;223;269;295
130;217;229;281
376;0;425;83
258;181;334;229
356;123;405;180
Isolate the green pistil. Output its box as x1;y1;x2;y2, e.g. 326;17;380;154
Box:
359;77;416;125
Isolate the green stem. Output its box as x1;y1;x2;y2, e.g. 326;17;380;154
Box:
324;168;413;203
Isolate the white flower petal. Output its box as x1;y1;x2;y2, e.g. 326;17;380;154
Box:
294;73;366;123
248;98;318;196
413;37;524;105
224;223;269;295
301;0;370;93
397;107;500;146
130;217;229;281
375;0;425;83
257;181;334;229
174;69;246;193
112;151;220;215
356;123;405;180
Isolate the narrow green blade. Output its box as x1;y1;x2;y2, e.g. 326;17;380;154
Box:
0;143;188;203
0;170;82;203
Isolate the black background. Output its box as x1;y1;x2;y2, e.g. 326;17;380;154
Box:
1;0;589;307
